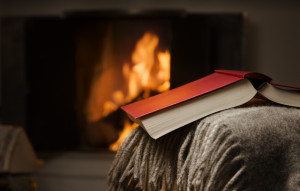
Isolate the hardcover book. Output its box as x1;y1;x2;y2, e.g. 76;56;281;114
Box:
121;70;300;139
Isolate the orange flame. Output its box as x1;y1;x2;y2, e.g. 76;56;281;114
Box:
86;31;170;151
109;121;139;152
109;33;170;151
157;50;171;92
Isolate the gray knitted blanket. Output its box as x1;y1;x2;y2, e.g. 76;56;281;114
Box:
108;106;300;191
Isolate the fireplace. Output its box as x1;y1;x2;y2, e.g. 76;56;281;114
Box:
0;10;244;151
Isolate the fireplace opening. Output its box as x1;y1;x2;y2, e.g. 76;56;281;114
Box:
74;17;172;150
0;10;244;151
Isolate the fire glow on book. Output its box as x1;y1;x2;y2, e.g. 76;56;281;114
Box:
121;70;300;139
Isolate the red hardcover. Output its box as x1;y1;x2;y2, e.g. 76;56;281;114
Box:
121;70;261;119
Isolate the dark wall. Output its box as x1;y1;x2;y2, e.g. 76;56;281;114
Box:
1;17;78;150
1;1;300;86
1;18;27;126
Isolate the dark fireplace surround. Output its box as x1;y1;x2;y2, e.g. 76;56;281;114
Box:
0;10;244;151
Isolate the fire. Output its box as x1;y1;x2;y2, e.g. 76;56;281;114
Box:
110;32;170;151
109;120;139;152
157;50;171;92
86;31;170;151
123;33;169;101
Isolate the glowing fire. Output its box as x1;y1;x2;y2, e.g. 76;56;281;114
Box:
86;31;170;151
123;32;171;102
109;120;139;151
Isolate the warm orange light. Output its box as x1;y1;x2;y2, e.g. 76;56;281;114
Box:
157;50;171;92
125;32;160;102
85;31;170;151
109;121;139;151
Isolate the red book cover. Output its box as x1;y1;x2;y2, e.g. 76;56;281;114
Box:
121;70;264;119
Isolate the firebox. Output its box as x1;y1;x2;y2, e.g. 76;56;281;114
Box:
0;10;244;151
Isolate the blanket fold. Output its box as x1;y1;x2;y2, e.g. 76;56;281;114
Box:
108;106;300;191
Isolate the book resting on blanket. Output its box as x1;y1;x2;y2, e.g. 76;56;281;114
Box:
108;106;300;191
121;70;300;139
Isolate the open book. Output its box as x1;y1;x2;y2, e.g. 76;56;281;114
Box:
121;70;300;139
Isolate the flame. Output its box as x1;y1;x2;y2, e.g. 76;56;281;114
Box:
110;32;170;151
157;50;171;92
86;31;170;151
109;121;139;152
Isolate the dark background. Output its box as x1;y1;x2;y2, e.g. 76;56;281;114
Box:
1;0;300;150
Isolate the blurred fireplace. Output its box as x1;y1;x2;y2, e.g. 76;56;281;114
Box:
0;10;244;151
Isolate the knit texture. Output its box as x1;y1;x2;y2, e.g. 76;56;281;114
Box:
108;106;300;191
